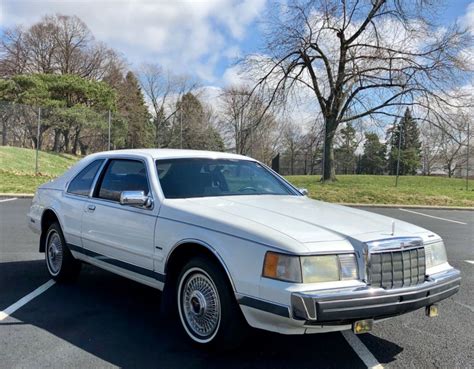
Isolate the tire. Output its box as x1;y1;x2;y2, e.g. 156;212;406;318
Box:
176;256;248;349
45;222;81;282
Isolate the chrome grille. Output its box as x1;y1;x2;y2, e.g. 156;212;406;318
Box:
368;247;426;289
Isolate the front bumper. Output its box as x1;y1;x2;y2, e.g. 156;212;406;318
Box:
291;268;461;324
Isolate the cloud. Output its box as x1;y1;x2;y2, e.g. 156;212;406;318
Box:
1;0;267;83
459;2;474;32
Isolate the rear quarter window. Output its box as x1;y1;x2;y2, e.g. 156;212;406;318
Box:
67;159;104;196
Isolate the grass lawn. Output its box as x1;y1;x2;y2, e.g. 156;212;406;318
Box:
0;146;80;193
0;146;472;207
287;175;474;207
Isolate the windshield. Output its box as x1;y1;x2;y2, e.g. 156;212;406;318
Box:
156;158;296;199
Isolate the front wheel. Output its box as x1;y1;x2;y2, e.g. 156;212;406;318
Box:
176;257;248;349
45;222;81;282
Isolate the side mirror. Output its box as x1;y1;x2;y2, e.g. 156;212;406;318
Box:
299;188;309;196
120;191;153;208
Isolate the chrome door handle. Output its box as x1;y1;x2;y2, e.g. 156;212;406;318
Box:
87;204;96;211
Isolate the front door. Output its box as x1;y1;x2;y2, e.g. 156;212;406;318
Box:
81;158;158;283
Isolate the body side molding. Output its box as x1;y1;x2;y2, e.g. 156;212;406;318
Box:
67;243;166;282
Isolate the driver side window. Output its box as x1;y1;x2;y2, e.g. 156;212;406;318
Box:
95;159;150;202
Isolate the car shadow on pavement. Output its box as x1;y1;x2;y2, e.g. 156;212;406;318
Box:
6;262;403;368
0;259;50;311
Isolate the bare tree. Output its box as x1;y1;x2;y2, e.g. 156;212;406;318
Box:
24;18;57;74
0;27;28;76
0;14;120;80
244;0;472;181
220;86;279;157
420;121;445;175
300;121;325;174
436;110;472;178
282;122;304;175
138;63;198;147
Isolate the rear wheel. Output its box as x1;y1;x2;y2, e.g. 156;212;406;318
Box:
45;222;81;282
176;257;248;349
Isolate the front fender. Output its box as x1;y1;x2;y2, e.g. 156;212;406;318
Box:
155;217;267;298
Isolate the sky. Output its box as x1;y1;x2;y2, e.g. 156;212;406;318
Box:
0;0;268;85
0;0;473;111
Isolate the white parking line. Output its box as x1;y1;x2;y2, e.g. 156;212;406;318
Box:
398;208;467;225
453;301;474;313
465;260;474;265
341;330;383;369
0;280;55;321
0;197;18;203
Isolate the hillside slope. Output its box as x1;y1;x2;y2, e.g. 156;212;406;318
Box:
0;146;80;193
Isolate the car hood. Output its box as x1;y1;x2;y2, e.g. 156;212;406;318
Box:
161;195;437;253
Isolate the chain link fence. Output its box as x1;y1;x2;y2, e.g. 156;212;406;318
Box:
1;100;472;187
0;101;115;174
0;101;113;154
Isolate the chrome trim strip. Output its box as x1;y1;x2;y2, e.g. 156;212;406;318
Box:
323;284;460;313
366;236;423;253
291;268;461;321
294;269;460;302
88;158;109;198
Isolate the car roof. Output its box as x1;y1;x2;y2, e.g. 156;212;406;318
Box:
88;148;255;161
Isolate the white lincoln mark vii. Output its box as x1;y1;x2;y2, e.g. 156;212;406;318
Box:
28;149;461;347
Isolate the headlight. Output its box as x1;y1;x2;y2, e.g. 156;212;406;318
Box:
301;255;339;283
263;252;358;283
425;241;448;269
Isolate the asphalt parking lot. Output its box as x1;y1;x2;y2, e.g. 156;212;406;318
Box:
1;198;473;369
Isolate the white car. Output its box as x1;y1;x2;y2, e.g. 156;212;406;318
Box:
28;149;461;348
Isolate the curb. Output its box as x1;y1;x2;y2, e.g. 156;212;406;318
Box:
0;193;472;210
0;193;34;198
340;203;474;211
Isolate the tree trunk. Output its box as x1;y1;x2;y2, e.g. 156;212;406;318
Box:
72;128;80;155
53;129;61;152
155;116;162;148
62;130;70;153
322;121;337;182
290;150;294;175
447;161;452;178
235;127;240;154
80;141;88;155
2;120;7;145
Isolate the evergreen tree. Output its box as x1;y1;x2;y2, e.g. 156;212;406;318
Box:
360;132;387;174
388;108;421;175
0;73;115;154
118;71;153;149
171;92;224;151
334;123;358;174
402;108;422;175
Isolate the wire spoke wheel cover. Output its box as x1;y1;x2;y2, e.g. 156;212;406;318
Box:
46;230;63;276
178;268;221;343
